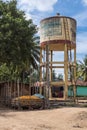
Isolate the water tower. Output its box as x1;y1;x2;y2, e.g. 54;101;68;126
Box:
40;14;77;100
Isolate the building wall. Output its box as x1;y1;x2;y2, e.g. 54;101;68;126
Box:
68;86;87;97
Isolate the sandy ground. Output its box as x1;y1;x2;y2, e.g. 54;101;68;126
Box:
0;107;87;130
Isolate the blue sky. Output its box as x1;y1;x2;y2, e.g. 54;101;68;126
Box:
4;0;87;61
3;0;87;76
15;0;87;62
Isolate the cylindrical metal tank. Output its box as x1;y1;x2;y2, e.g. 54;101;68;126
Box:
40;15;76;46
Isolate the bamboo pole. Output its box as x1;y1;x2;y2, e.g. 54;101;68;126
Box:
40;47;42;94
40;47;42;82
73;47;76;101
50;50;53;82
64;44;68;99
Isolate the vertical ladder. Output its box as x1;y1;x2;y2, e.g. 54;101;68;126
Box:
63;18;76;100
63;18;71;62
63;18;73;80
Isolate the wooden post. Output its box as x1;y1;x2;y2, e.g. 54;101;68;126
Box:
40;47;42;82
17;79;19;97
50;50;53;82
29;82;31;96
46;44;50;99
17;79;20;109
49;50;53;98
40;47;42;94
64;44;68;99
73;47;76;101
46;43;51;108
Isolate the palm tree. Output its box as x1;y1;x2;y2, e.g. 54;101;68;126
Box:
77;55;87;81
29;43;40;70
20;35;40;79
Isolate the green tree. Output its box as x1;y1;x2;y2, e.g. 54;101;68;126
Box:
77;55;87;81
57;73;63;81
52;70;56;81
0;63;11;81
0;0;40;82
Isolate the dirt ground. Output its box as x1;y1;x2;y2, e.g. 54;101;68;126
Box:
0;107;87;130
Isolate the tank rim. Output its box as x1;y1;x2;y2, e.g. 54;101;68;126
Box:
40;16;76;23
40;39;76;46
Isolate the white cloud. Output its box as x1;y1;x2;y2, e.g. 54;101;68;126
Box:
82;0;87;5
73;0;87;27
17;0;58;23
4;0;58;22
18;0;57;12
74;10;87;27
77;32;87;54
3;0;57;12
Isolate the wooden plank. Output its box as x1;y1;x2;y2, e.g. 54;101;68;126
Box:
49;66;64;68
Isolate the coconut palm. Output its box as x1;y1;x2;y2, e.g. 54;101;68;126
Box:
77;55;87;81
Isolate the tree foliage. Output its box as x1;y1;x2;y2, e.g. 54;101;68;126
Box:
77;55;87;81
52;70;56;81
0;0;40;82
57;73;63;81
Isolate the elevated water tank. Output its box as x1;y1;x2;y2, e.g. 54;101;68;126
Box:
40;15;76;47
39;15;77;100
